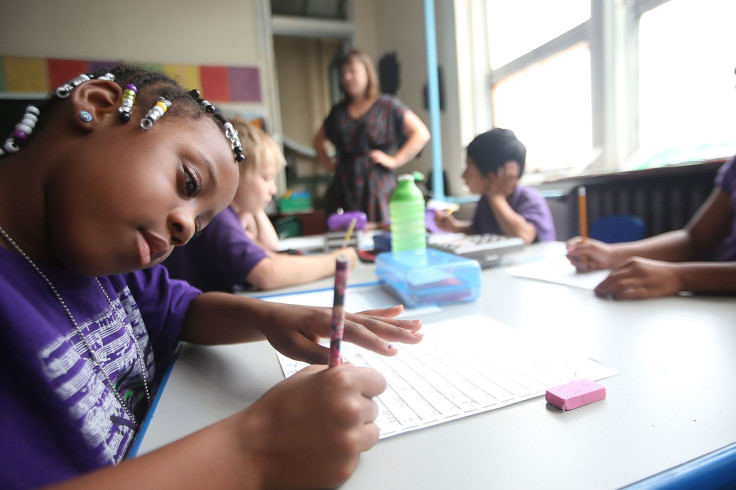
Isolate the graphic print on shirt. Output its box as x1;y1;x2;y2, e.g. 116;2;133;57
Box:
38;283;154;465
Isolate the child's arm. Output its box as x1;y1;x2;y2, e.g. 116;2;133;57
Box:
251;209;281;252
246;247;358;291
178;291;423;364
488;193;537;243
487;162;537;244
567;187;733;270
52;364;386;489
592;258;736;299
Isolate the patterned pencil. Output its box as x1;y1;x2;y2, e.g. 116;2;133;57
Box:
328;253;350;367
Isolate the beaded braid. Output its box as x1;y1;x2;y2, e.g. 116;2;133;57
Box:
188;89;244;162
0;64;245;163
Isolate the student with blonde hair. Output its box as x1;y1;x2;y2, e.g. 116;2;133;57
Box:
164;117;358;292
230;117;284;252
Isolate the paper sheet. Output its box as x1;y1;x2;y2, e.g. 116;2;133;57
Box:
278;314;618;439
504;255;610;290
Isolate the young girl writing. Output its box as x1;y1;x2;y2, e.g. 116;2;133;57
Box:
0;65;423;489
566;156;736;299
163;118;357;292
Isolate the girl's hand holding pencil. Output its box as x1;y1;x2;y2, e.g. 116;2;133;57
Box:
242;360;386;489
565;236;617;272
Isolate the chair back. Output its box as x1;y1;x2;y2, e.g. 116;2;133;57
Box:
589;215;646;243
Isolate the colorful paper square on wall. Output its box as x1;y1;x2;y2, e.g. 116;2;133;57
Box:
3;57;49;93
200;66;231;102
0;61;6;91
228;67;261;102
47;59;89;90
164;64;202;93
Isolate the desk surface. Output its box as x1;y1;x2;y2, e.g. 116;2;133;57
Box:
135;243;736;489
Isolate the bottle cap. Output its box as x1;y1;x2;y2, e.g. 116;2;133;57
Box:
398;174;414;182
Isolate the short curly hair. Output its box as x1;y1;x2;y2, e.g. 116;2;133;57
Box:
466;128;527;178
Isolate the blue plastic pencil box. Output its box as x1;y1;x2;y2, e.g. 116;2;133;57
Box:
375;248;481;308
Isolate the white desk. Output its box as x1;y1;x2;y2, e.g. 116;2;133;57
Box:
133;243;736;489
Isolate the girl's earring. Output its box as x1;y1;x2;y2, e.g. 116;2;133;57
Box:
79;111;93;122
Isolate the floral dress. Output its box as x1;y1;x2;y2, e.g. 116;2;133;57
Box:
324;95;408;223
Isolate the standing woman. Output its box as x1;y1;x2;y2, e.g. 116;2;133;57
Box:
313;49;430;224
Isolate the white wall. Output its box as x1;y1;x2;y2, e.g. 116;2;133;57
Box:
0;0;465;197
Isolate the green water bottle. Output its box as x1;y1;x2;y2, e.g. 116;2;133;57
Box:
390;173;427;252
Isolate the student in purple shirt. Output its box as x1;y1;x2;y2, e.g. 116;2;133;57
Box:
0;65;423;490
567;156;736;300
434;128;556;244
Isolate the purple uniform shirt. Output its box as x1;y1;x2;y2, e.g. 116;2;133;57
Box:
714;156;736;261
471;185;556;242
0;251;198;489
162;206;269;292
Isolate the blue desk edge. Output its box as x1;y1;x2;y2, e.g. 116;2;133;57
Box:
626;441;736;489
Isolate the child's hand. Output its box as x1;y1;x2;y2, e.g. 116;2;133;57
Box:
489;160;520;198
593;257;683;300
566;236;616;271
240;363;386;489
433;208;459;232
335;247;358;269
260;303;423;365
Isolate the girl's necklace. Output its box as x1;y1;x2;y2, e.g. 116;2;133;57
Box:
0;225;151;426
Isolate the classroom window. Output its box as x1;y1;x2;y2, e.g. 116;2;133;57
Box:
486;0;590;70
482;0;593;182
461;0;736;185
492;43;593;178
635;0;736;168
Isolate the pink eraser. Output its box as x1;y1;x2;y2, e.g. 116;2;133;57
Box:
545;379;606;411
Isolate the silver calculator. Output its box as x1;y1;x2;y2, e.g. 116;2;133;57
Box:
428;233;525;268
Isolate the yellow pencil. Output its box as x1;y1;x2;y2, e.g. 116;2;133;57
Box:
443;203;460;217
342;218;357;248
578;186;588;268
577;186;587;240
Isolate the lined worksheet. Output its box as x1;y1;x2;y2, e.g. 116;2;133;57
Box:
277;314;617;439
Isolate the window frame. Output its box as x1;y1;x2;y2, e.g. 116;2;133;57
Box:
457;0;692;186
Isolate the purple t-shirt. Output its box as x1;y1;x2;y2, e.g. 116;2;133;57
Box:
162;206;268;293
0;248;199;489
471;185;556;242
714;156;736;261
